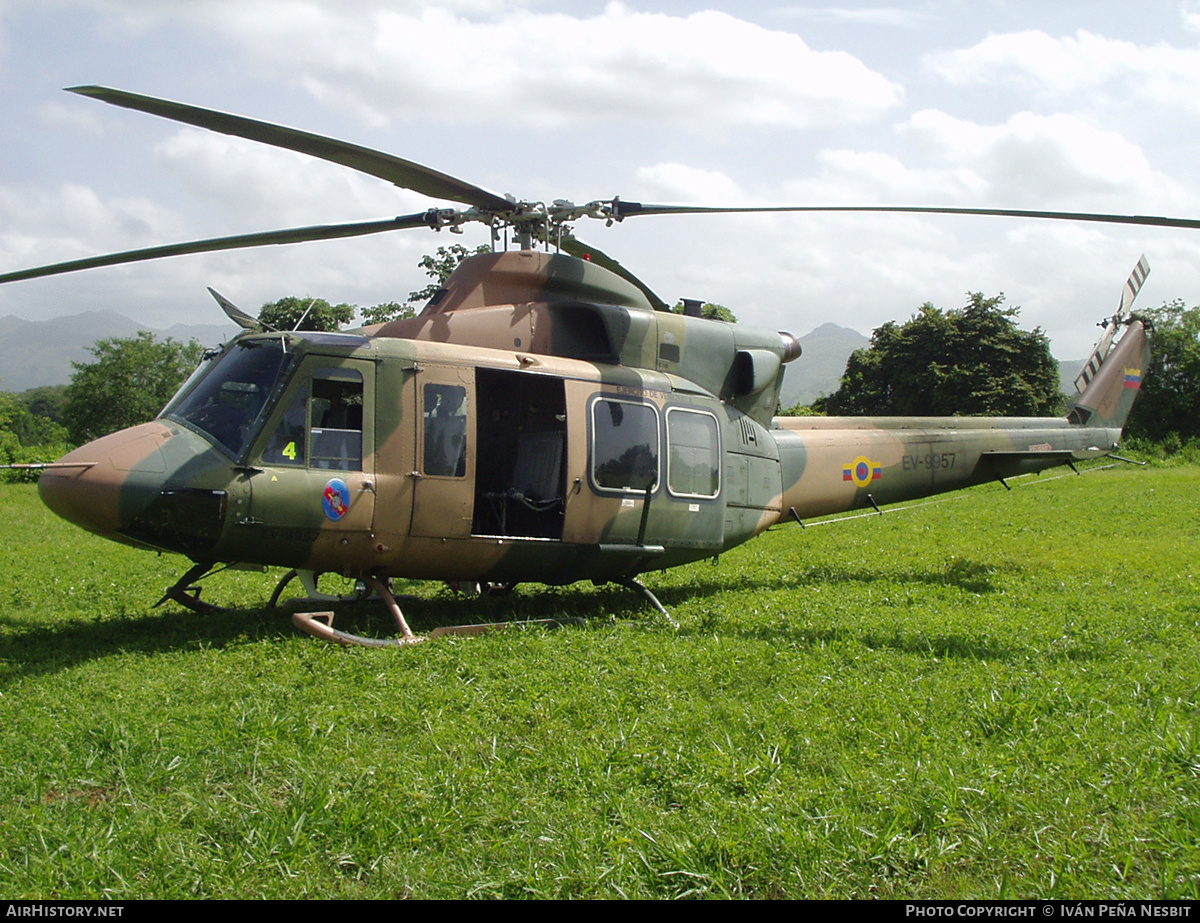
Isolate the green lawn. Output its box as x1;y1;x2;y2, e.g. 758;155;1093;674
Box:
0;464;1197;898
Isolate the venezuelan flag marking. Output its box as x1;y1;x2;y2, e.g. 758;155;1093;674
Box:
1124;367;1142;389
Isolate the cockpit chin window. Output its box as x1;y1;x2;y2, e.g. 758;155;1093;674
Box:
161;338;290;457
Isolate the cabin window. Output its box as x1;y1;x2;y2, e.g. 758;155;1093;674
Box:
666;408;720;499
423;383;468;477
591;398;659;493
259;367;363;470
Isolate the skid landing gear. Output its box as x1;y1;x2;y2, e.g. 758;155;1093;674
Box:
157;562;226;614
291;575;424;647
267;568;372;608
158;565;662;647
615;577;678;629
289;574;575;648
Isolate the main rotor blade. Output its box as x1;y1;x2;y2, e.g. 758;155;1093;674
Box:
557;233;669;312
612;201;1200;231
68;86;513;212
0;212;441;284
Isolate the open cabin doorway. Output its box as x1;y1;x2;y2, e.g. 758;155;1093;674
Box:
472;368;567;540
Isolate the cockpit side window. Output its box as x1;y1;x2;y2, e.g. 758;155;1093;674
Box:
311;373;363;470
259;367;363;470
260;386;308;466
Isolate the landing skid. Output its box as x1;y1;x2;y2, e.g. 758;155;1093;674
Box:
157;565;667;646
289;575;580;647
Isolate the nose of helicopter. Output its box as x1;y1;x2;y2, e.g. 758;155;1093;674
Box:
38;422;172;537
38;421;227;553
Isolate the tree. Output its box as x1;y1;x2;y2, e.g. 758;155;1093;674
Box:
0;394;28;480
62;332;205;443
412;244;492;302
18;385;67;426
815;293;1060;417
358;301;414;326
258;296;355;332
1124;300;1200;443
0;392;71;482
1;390;67;446
358;244;491;326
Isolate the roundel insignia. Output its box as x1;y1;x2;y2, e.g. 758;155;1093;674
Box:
842;455;882;489
322;478;351;521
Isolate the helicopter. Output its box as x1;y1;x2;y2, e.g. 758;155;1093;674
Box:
0;86;1169;647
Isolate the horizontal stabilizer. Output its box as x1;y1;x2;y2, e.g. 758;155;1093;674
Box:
979;448;1078;480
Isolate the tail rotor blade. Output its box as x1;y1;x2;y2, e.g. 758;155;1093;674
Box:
1120;254;1151;314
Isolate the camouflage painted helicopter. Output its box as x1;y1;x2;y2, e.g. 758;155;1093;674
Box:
0;86;1174;646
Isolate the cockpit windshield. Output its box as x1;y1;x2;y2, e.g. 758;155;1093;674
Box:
161;337;290;457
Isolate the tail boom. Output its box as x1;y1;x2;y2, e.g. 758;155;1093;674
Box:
771;415;1121;523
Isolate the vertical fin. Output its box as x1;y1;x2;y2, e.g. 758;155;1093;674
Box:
1069;320;1150;429
1074;256;1150;393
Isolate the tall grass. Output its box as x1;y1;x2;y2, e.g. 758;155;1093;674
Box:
0;464;1196;898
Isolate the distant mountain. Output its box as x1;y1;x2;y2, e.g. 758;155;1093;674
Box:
778;322;870;409
0;311;236;392
1058;358;1086;395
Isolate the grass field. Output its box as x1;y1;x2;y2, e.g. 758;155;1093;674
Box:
0;462;1197;899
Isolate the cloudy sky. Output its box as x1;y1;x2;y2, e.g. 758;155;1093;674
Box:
2;0;1199;357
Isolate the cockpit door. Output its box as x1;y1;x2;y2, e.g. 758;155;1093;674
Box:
243;358;377;570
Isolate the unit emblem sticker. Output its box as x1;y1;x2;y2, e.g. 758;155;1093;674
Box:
322;478;351;521
842;456;882;488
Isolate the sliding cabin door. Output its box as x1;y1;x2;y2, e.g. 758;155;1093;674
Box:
410;364;475;539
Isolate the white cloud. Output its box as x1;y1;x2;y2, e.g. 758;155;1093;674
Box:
764;108;1189;216
36;99;105;135
5;1;1199;358
758;108;1184;216
926;29;1200;116
76;1;904;132
898;110;1183;209
631;163;745;203
0;181;184;267
1185;0;1200;34
776;6;934;28
153;129;432;227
